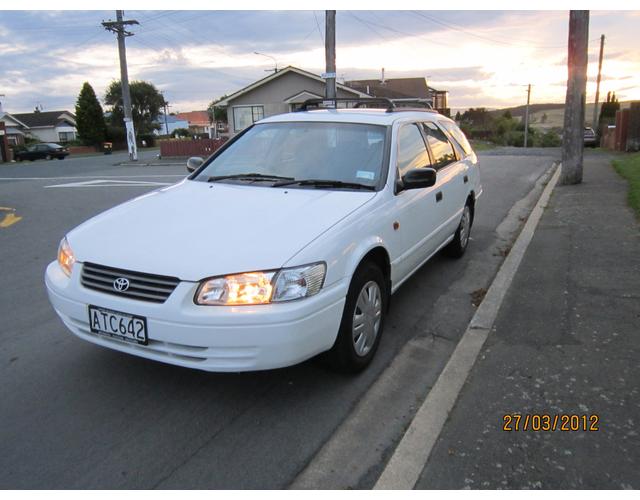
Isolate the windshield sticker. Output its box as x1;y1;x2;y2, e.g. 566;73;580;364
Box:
356;170;375;180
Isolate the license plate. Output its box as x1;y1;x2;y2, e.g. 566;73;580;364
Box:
88;305;148;345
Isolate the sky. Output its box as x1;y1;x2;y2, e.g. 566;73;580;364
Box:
1;10;639;115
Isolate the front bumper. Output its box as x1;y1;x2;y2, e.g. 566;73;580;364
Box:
45;262;347;372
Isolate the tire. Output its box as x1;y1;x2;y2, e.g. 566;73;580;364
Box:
326;261;387;373
445;203;472;258
57;157;64;160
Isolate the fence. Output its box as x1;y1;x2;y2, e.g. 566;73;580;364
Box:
602;103;640;152
159;138;228;158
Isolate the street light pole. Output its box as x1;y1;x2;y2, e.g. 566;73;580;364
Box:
325;10;336;100
253;51;278;73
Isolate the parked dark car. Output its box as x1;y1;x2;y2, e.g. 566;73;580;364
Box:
15;143;69;161
584;127;598;148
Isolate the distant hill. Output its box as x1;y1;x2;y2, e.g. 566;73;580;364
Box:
486;101;634;130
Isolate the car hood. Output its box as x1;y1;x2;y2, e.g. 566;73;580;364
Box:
68;180;377;281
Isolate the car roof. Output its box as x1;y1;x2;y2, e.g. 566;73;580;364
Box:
259;108;454;127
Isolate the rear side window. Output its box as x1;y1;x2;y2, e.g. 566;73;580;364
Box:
439;121;473;156
421;122;456;169
396;124;430;177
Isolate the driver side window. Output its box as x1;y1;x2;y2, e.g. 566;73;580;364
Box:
396;124;430;178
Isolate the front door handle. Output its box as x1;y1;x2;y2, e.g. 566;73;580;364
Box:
463;175;469;184
436;191;443;202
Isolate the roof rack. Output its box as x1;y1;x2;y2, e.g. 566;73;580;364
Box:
297;97;396;113
391;98;434;110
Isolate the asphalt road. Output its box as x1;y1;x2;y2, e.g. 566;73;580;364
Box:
0;149;556;488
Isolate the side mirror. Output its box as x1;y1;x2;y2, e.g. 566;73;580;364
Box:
186;156;204;173
398;167;437;191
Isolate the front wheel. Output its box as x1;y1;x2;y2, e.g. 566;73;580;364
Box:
326;261;387;372
445;203;472;258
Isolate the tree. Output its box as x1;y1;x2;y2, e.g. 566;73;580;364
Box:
597;90;620;136
460;107;493;129
502;110;512;120
104;80;166;135
207;95;228;123
454;111;462;122
74;82;106;146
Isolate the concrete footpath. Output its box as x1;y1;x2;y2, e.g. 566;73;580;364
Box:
416;153;640;489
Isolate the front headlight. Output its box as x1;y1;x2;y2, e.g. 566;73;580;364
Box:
195;262;326;306
57;237;76;277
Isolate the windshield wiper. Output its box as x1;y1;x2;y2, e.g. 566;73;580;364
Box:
272;179;376;191
208;173;294;183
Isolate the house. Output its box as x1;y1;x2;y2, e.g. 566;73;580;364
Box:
214;66;370;134
345;71;450;115
176;111;213;136
10;110;77;143
0;112;30;146
154;114;190;136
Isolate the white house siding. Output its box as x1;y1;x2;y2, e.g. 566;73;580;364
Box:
227;71;362;134
27;125;76;143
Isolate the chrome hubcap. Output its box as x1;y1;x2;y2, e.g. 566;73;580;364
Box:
460;206;471;248
352;281;382;357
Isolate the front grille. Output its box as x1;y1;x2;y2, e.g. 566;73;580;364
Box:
81;262;180;303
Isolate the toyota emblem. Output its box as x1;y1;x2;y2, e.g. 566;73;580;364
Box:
113;277;130;292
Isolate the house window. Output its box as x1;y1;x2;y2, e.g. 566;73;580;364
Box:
233;106;264;132
58;131;75;143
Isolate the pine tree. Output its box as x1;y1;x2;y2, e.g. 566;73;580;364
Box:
597;90;620;136
75;82;106;147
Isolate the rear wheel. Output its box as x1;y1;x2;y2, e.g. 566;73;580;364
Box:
327;261;387;372
445;203;472;258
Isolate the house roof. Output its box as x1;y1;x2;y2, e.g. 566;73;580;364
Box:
12;110;76;128
283;90;323;104
176;111;210;126
215;66;370;107
0;112;30;129
345;78;440;100
158;114;189;125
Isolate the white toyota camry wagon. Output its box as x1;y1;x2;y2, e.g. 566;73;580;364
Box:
45;99;481;373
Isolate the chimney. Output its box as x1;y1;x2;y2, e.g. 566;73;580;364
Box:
381;68;385;84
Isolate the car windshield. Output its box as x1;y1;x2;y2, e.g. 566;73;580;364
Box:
194;122;387;189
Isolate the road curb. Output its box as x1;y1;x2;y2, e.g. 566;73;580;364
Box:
373;162;561;490
115;162;185;167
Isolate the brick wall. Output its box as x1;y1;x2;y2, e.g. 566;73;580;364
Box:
159;138;228;158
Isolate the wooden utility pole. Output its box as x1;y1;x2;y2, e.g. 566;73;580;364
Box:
103;11;139;161
561;10;589;185
325;10;337;100
524;84;531;148
592;34;605;130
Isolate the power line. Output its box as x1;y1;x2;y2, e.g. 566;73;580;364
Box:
313;11;324;44
411;11;571;49
350;11;450;47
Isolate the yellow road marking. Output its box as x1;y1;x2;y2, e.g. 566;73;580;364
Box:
0;207;23;228
0;213;22;228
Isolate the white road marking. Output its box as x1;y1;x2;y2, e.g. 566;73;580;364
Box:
374;163;561;490
44;179;172;188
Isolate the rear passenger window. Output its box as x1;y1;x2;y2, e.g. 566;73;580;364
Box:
397;124;430;177
439;121;473;157
421;122;456;169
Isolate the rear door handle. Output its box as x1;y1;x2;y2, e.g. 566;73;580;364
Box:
436;191;443;202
